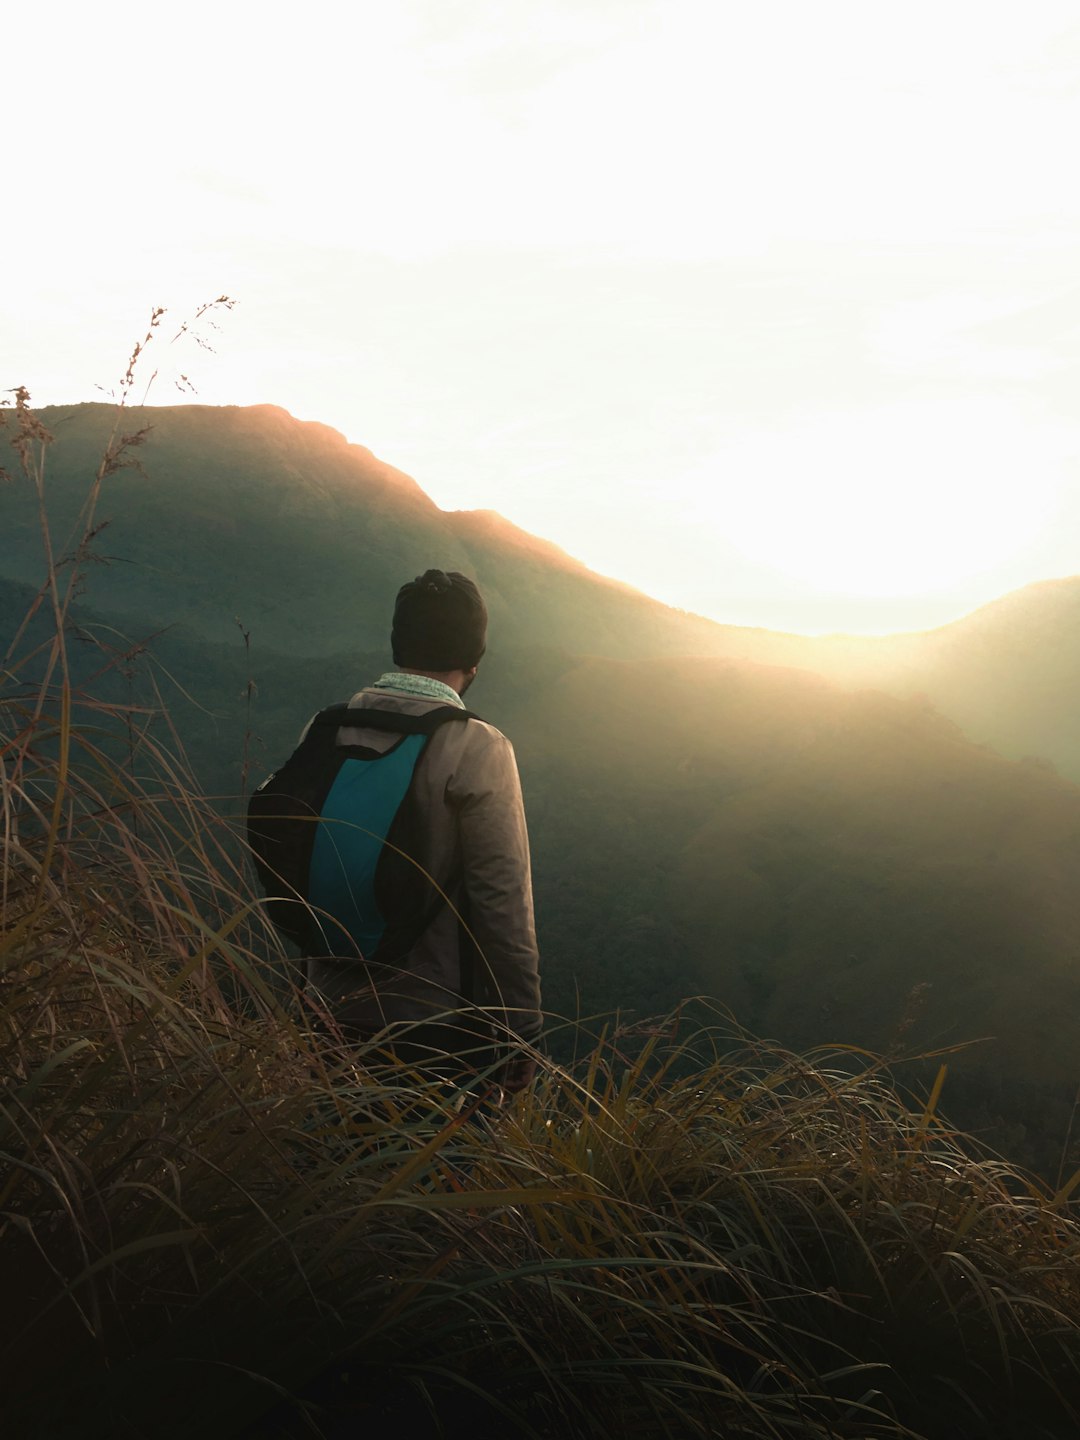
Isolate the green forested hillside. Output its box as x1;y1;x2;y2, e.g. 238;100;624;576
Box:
0;403;752;661
8;402;1078;781
3;401;1079;1172
748;579;1080;782
493;652;1080;1162
875;578;1080;779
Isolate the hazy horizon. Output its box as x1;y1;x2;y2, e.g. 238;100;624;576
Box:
24;393;1078;640
9;2;1080;634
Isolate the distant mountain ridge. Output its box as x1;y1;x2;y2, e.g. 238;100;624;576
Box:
762;576;1080;780
5;401;1077;782
0;402;750;662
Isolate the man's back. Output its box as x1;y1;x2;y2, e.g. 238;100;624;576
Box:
304;675;542;1049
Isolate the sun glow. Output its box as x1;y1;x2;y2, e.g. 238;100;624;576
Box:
6;3;1080;635
683;401;1072;601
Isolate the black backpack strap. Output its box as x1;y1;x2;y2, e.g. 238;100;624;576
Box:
311;704;479;736
270;701;482;964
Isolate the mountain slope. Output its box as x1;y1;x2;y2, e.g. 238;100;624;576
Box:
1;403;762;663
880;578;1080;777
6;401;1076;780
730;578;1080;780
498;650;1080;1168
504;653;1080;1058
1;403;458;652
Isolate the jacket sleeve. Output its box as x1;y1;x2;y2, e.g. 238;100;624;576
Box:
449;728;542;1042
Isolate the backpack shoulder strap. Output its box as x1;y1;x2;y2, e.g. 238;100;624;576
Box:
313;704;480;737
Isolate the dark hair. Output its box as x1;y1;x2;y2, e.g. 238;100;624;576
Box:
391;569;487;670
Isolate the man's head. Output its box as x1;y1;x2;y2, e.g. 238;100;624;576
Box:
391;570;488;684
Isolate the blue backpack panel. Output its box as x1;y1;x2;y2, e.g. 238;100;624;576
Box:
248;704;474;958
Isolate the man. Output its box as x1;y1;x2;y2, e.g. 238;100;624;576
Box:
304;569;541;1092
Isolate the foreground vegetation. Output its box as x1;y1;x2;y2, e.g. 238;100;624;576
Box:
4;388;1080;1439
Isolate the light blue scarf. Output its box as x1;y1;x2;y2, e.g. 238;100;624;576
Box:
371;671;465;709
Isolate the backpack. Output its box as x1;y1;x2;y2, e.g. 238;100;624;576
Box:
247;703;475;958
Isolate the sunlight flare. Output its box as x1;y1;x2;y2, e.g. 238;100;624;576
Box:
684;401;1073;598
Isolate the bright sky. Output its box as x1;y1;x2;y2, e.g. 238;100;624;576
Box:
8;0;1080;634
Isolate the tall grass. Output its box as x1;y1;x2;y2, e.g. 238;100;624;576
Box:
3;386;1080;1439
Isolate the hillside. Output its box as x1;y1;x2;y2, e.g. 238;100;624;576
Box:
492;651;1080;1155
1;403;763;663
751;580;1080;782
6;402;1078;782
3;400;1079;1170
874;578;1080;778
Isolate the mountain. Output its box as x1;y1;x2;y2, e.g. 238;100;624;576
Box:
0;402;757;662
492;649;1080;1145
3;401;1079;1172
7;402;1078;782
861;578;1080;779
734;580;1080;782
